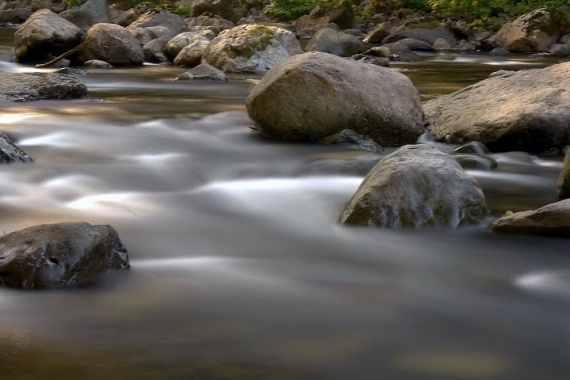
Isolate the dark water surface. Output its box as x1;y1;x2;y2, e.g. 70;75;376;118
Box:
0;28;569;380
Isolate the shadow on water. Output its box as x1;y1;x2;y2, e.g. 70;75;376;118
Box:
0;28;569;380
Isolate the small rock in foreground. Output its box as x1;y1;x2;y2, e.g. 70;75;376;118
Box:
488;200;570;237
0;72;87;101
0;222;130;289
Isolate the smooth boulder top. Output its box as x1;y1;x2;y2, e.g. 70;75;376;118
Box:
424;61;570;153
246;51;424;145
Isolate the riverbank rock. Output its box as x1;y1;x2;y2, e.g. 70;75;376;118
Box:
488;199;570;237
557;148;570;199
165;32;210;61
0;72;87;101
424;62;570;153
382;16;456;47
77;23;144;66
61;0;110;31
174;39;211;66
246;52;424;145
305;28;363;57
14;9;84;64
0;9;32;25
202;24;301;74
338;145;487;228
191;0;238;24
186;15;234;35
126;10;185;36
0;132;33;163
0;222;129;289
294;0;355;31
486;9;565;53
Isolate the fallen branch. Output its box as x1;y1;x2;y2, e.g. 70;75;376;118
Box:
35;42;87;68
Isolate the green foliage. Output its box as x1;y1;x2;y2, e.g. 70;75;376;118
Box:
65;0;86;6
428;0;569;30
170;4;190;17
403;0;432;13
266;0;320;20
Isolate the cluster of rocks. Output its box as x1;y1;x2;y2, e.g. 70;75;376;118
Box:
244;50;569;236
2;0;570;74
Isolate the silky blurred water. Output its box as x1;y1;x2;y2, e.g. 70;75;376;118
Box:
0;28;569;380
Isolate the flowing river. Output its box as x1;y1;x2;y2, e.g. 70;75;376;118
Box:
0;27;569;380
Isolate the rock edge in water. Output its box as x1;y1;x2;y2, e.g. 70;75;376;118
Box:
0;222;129;289
0;72;88;101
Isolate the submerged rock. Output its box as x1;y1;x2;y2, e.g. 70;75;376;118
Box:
338;145;487;228
0;72;87;101
424;61;570;153
0;222;130;289
246;52;424;145
488;200;570;237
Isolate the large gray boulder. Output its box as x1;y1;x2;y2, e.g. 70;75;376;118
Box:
557;148;570;199
486;9;564;53
488;199;570;237
305;28;363;57
0;222;129;289
14;9;84;63
424;62;570;153
61;0;110;31
0;72;87;101
338;145;487;228
77;23;144;66
246;52;424;145
202;24;301;74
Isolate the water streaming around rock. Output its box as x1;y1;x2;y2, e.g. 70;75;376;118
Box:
0;28;569;380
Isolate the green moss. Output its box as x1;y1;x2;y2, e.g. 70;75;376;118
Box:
228;26;275;59
527;8;570;36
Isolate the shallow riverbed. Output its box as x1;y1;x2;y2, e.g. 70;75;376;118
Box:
0;27;569;380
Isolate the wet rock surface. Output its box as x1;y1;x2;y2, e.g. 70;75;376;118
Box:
0;222;129;289
338;145;487;228
0;72;87;101
488;199;570;237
